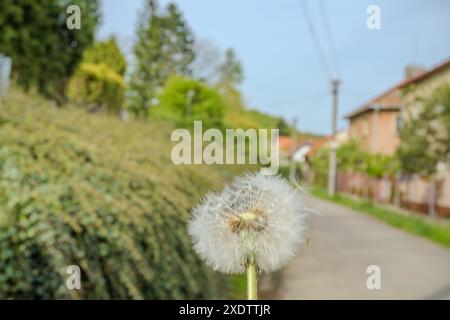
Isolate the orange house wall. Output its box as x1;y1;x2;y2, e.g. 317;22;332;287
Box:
349;110;399;155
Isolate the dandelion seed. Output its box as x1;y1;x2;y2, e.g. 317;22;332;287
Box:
188;172;310;299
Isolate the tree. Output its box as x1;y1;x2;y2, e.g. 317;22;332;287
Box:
129;0;195;116
215;48;244;121
165;3;195;76
218;48;243;86
191;39;222;84
82;37;126;76
0;0;100;103
152;75;225;129
276;118;292;136
68;63;125;112
397;83;450;176
67;39;127;112
397;84;450;217
336;140;367;173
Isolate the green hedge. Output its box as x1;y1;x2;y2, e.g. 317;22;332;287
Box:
0;90;231;299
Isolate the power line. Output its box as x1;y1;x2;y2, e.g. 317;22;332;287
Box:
318;0;340;77
262;90;328;107
297;0;332;79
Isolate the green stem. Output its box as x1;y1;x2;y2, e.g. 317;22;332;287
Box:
247;256;257;300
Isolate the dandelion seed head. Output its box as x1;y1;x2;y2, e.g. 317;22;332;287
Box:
188;172;310;274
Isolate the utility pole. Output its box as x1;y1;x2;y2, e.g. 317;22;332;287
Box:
289;117;298;181
328;79;340;196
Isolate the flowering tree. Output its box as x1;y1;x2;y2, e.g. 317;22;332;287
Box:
397;83;450;176
397;83;450;216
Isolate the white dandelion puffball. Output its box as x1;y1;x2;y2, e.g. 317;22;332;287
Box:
188;172;310;274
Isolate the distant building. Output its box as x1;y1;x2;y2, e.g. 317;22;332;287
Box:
345;58;450;156
343;57;450;216
279;129;348;166
278;136;309;166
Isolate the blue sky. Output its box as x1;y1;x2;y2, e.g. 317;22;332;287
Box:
98;0;450;135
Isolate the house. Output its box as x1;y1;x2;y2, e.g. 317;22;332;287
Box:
345;59;450;156
343;58;450;216
278;136;310;166
292;142;312;163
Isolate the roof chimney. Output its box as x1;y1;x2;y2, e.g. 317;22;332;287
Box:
404;64;426;79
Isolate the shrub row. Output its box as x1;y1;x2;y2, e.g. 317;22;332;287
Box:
0;90;231;299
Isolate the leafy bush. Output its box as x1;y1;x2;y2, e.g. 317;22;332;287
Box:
311;140;397;186
68;63;125;112
310;148;329;187
151;76;225;129
82;38;127;77
0;89;233;299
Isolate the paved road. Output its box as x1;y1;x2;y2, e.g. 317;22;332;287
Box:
278;195;450;299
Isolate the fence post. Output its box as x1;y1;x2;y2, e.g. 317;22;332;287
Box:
393;172;401;207
428;175;437;218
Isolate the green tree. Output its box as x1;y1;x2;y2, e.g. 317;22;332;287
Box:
396;83;450;216
68;38;127;112
165;3;195;76
276;118;292;136
68;63;125;112
191;38;222;84
152;75;225;128
337;140;367;173
82;37;127;76
0;0;100;103
218;48;243;86
364;154;398;179
397;83;450;175
129;0;195;116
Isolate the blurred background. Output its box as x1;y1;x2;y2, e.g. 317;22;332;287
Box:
0;0;449;299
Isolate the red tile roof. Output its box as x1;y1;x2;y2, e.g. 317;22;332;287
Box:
279;136;311;153
345;58;450;119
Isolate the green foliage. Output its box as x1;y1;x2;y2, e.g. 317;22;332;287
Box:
311;186;450;249
152;75;225;129
68;63;125;112
165;3;195;76
311;140;397;186
337;141;397;178
129;0;195;116
82;38;127;76
0;89;233;299
67;39;127;112
364;153;398;178
310;148;329;187
397;83;450;175
0;0;100;103
219;83;245;111
336;140;367;172
224;106;291;134
218;48;243;86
